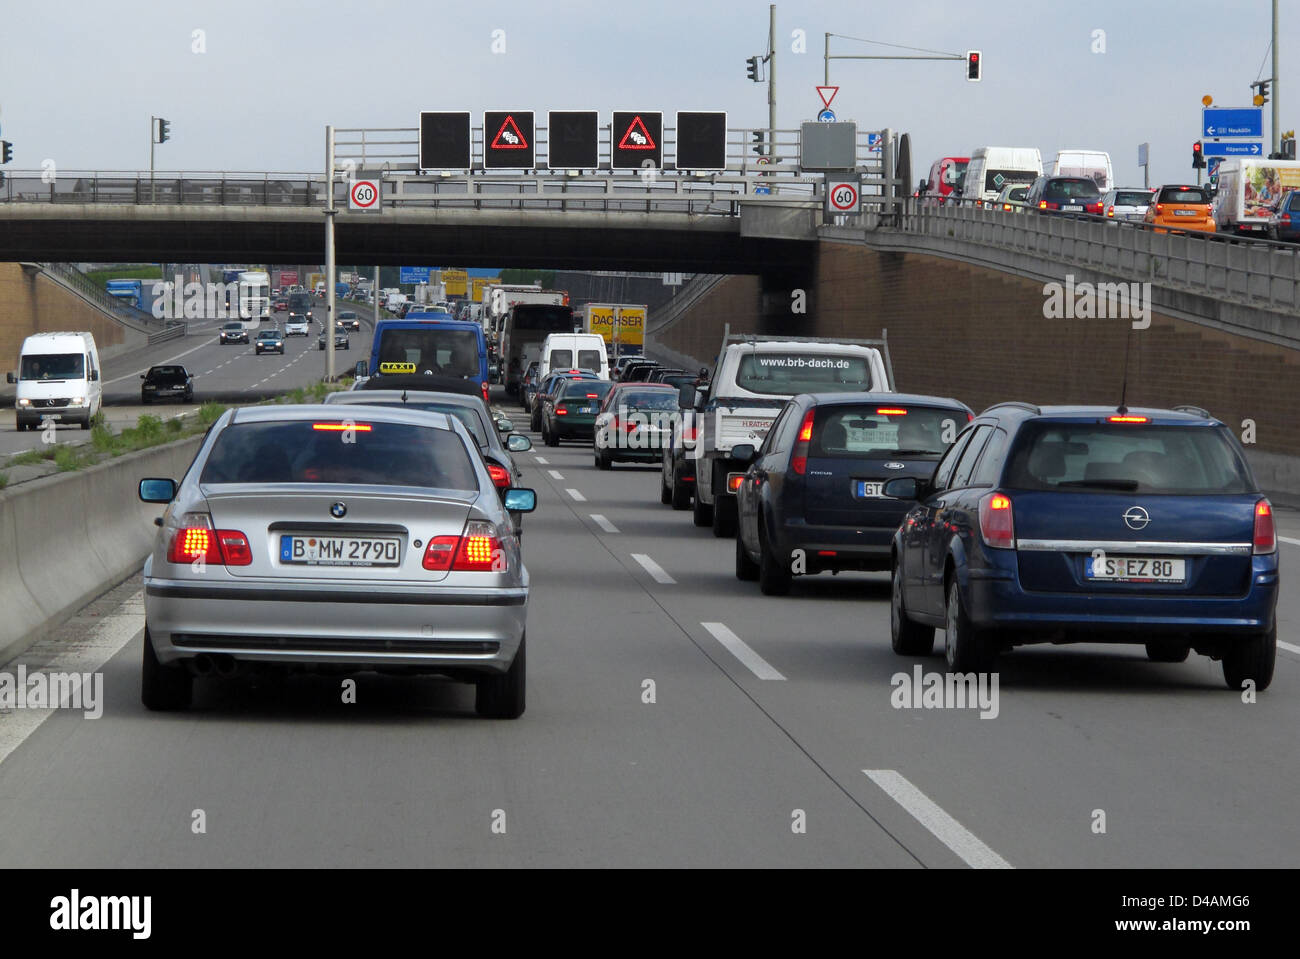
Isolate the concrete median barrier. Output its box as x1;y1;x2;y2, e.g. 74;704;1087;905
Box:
0;434;203;665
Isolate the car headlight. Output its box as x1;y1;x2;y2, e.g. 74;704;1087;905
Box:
72;396;85;405
17;398;30;407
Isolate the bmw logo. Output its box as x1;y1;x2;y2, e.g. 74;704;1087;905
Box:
330;502;348;519
1122;506;1150;530
884;462;905;470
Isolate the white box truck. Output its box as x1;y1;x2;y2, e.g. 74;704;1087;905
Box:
7;331;103;431
960;147;1043;207
1213;158;1300;236
1051;150;1113;192
688;327;894;537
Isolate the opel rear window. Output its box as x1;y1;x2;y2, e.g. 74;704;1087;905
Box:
1003;423;1253;494
201;421;478;490
734;353;875;395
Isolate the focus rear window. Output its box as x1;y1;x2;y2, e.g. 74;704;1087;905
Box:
812;406;963;457
201;420;478;490
1003;423;1252;494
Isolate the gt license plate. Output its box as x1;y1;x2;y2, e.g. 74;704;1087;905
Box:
1086;555;1186;583
280;535;401;566
854;480;885;498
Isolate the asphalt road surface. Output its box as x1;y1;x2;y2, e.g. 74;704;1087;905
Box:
0;392;1295;868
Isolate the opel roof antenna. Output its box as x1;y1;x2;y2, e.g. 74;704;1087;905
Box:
1117;324;1135;416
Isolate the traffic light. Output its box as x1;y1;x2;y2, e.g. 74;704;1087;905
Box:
966;51;981;81
1192;141;1205;169
746;56;760;82
1282;131;1296;160
157;118;171;143
1252;80;1270;107
0;140;11;164
751;131;765;155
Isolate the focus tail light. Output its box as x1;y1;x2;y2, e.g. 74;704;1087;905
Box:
1254;499;1276;554
791;408;815;475
487;463;512;489
978;492;1015;549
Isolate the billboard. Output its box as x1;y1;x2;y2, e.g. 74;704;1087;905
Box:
443;269;468;296
585;304;645;348
471;276;502;301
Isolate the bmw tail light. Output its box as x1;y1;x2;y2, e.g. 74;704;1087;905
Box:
487;463;512;489
1254;499;1276;554
216;530;253;566
168;525;220;565
422;535;459;571
453;520;504;571
791;408;815;475
978;492;1015;549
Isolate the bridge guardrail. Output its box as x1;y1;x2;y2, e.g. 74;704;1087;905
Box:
861;199;1300;319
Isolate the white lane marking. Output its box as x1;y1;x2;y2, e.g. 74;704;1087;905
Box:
548;470;564;480
565;488;586;502
533;456;549;465
104;337;218;385
0;591;144;768
700;622;785;680
1280;536;1300;547
590;514;619;533
1280;641;1300;657
629;553;675;584
863;769;1012;869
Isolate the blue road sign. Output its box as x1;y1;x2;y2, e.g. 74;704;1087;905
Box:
866;132;882;153
1207;157;1222;176
817;109;836;122
399;266;433;284
1202;108;1263;138
754;184;772;195
1203;140;1264;157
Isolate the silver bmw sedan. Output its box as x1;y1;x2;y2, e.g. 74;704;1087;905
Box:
138;404;536;718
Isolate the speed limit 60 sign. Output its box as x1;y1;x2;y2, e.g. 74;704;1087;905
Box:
348;178;381;211
826;179;860;214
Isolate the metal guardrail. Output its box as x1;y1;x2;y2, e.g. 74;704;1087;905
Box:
37;262;168;329
869;199;1300;318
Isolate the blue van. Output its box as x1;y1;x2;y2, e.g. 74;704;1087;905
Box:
365;313;491;403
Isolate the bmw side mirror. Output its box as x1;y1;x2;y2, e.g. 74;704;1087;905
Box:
882;477;920;500
139;477;177;503
507;433;532;452
731;443;757;463
503;488;537;513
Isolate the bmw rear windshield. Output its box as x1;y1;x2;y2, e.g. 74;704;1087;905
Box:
200;421;478;490
734;352;875;395
1002;423;1254;494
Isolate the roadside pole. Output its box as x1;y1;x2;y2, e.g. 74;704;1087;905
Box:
324;125;337;382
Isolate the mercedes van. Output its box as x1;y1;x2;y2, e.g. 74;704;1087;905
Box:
7;331;103;431
539;333;609;381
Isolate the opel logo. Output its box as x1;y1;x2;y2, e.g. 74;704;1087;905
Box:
884;462;905;470
1123;506;1150;530
330;502;348;519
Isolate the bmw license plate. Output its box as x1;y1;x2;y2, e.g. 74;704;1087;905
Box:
280;535;400;566
1086;555;1186;583
854;480;885;498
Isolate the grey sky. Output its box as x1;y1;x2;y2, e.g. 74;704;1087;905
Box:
0;0;1292;186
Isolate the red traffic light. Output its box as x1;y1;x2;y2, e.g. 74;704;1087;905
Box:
966;50;981;82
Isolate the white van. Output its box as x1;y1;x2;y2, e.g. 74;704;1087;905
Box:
1051;150;1113;192
961;147;1043;207
7;332;103;431
539;333;609;381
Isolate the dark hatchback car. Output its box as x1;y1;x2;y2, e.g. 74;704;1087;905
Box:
255;329;285;354
887;404;1279;689
141;365;195;404
529;370;597;431
218;322;248;345
593;384;680;470
1023;176;1103;215
733;393;972;595
541;379;614;446
1270;189;1300;242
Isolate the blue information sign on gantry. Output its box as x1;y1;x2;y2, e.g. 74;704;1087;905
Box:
399;267;433;284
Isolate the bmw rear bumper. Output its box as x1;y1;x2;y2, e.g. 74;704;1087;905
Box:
145;578;527;673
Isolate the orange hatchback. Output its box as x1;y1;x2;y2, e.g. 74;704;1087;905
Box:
1145;184;1216;234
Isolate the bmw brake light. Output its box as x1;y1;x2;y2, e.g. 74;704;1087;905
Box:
978;492;1015;549
1254;499;1276;554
